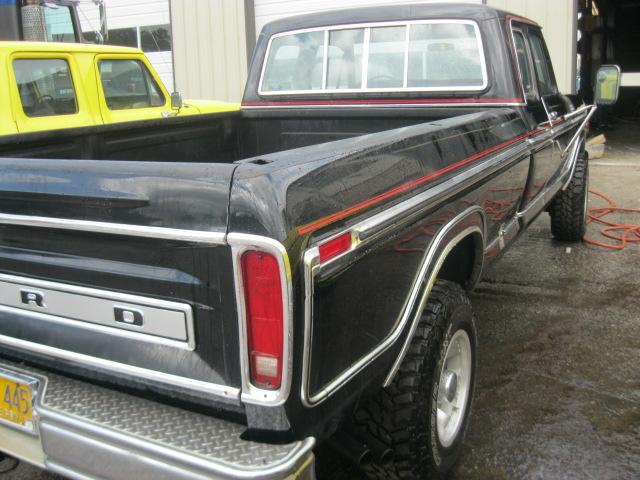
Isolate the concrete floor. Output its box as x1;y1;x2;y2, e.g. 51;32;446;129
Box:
450;154;640;480
2;146;639;479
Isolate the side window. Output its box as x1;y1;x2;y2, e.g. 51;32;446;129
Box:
528;30;558;96
13;59;78;117
98;60;165;110
512;30;535;97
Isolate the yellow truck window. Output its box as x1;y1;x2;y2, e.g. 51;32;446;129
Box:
13;59;78;118
98;60;165;110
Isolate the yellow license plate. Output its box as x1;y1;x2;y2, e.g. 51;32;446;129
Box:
0;374;35;432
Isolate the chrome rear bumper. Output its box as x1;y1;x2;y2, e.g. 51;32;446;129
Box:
0;359;315;480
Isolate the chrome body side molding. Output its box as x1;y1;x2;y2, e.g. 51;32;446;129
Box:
0;214;297;406
0;333;240;400
0;213;226;245
517;110;592;225
302;206;486;407
382;215;485;386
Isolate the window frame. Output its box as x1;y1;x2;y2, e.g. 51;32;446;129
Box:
258;19;489;96
526;28;559;98
97;57;167;112
510;26;539;101
12;57;79;118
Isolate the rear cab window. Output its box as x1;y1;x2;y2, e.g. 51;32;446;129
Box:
13;58;78;117
260;20;488;95
98;59;165;110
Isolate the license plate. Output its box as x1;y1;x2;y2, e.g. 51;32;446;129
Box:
0;369;38;434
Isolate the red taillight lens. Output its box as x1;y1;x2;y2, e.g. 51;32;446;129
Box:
241;251;283;390
318;232;352;263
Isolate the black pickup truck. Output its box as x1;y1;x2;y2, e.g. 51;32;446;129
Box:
0;3;618;480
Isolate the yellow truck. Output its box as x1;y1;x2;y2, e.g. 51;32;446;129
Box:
0;42;238;135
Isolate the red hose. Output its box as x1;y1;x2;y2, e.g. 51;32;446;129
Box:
583;189;640;250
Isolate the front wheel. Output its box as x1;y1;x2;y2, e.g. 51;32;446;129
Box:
357;280;478;480
549;149;589;241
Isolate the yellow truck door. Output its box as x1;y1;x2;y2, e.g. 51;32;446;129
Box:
9;52;96;133
0;50;18;136
94;54;173;124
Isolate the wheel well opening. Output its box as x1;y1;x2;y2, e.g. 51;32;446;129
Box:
437;235;481;289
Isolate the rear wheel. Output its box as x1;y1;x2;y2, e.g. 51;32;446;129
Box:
549;150;589;241
357;280;478;480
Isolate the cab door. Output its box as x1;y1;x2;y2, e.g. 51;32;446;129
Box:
94;54;171;125
527;27;575;178
511;24;563;210
0;50;18;136
9;53;95;133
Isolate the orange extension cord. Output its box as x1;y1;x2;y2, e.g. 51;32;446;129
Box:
583;189;640;250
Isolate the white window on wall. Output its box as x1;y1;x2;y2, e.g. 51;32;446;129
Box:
104;24;175;91
106;24;172;53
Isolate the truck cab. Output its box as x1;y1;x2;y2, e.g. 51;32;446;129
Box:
0;0;104;44
0;42;238;135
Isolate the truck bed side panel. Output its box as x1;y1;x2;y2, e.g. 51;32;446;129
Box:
0;158;243;408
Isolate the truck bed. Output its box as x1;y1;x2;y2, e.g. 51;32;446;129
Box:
0;109;479;163
0;107;530;424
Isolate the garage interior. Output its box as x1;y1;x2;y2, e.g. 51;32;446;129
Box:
579;0;640;119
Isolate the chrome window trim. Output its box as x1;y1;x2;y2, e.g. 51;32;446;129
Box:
258;19;489;95
301;206;486;407
228;233;293;407
509;24;539;103
242;102;527;109
0;213;226;245
0;273;196;351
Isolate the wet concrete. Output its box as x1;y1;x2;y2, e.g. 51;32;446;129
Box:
4;155;640;480
450;152;640;479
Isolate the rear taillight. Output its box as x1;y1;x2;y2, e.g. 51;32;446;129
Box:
241;251;283;390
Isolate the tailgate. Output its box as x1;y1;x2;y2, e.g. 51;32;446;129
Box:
0;158;242;406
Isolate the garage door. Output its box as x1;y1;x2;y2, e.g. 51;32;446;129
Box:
254;0;483;35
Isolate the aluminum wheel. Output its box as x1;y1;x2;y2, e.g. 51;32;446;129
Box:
436;329;472;448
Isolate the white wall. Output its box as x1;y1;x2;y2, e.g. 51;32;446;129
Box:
486;0;577;94
76;0;175;90
254;0;482;36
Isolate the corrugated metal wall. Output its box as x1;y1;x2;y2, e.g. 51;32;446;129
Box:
487;0;577;93
78;0;174;91
170;0;249;102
